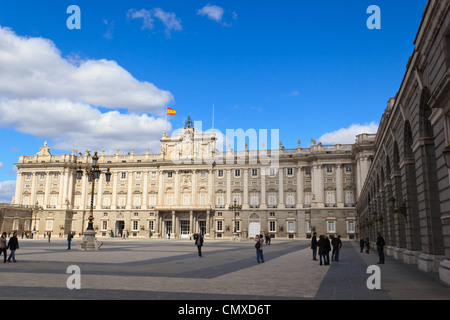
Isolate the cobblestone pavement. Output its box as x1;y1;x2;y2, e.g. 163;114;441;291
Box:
0;237;449;300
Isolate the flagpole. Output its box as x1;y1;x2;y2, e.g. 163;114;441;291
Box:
164;107;167;135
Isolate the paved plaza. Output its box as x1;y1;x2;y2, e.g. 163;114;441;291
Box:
0;237;449;300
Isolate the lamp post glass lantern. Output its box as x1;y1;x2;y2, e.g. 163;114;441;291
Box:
75;151;110;250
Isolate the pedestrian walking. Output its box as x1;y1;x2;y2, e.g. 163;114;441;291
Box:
311;232;318;261
265;234;271;245
359;237;365;253
376;232;386;264
47;232;51;243
67;232;74;250
195;232;204;257
254;234;265;264
331;235;342;262
365;237;370;254
7;231;19;263
0;232;7;263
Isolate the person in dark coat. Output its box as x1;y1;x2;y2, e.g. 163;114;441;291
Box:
0;232;7;263
7;231;19;263
318;235;331;265
195;232;204;257
359;237;365;253
311;232;318;261
331;235;342;262
67;232;74;250
365;237;370;254
376;232;386;264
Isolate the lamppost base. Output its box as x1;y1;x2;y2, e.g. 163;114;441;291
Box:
77;229;103;251
232;232;240;242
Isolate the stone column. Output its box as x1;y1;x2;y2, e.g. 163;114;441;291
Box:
278;167;285;208
111;172;118;209
243;168;249;209
189;210;194;235
171;211;176;238
296;167;304;209
191;170;197;206
142;171;148;209
14;172;23;205
226;169;231;207
336;164;344;207
260;168;266;209
126;171;133;209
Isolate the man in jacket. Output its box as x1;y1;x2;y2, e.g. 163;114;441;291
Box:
7;231;19;263
331;235;342;262
195;232;204;257
311;232;318;261
376;232;386;264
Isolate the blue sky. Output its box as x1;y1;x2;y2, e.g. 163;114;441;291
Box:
0;0;427;202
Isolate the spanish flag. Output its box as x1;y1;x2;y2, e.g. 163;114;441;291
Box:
167;107;177;116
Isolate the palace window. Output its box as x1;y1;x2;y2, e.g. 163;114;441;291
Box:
269;221;276;232
121;172;126;180
235;169;241;177
250;193;259;207
252;169;258;177
286;193;295;207
132;221;139;231
268;193;277;207
233;193;242;206
287;168;293;176
102;221;108;231
288;221;295;233
327;220;336;233
347;221;355;233
216;220;223;231
218;170;224;177
216;194;224;207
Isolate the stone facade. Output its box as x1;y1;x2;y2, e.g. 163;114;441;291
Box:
356;0;450;285
13;116;374;240
0;204;32;236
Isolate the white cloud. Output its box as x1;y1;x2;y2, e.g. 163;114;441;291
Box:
0;26;174;154
0;27;172;113
128;8;182;36
197;4;235;27
197;4;225;23
318;122;378;145
153;8;182;32
0;180;15;204
127;8;154;30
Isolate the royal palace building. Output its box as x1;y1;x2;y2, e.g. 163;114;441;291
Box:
356;1;450;285
11;113;375;241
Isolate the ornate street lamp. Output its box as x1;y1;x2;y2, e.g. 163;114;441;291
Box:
32;201;43;235
229;199;242;241
76;151;111;250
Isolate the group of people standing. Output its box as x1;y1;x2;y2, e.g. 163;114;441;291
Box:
310;232;342;265
0;232;19;263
